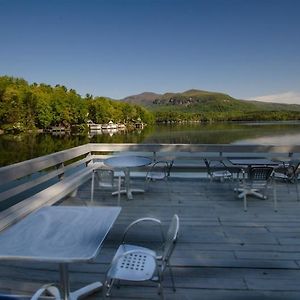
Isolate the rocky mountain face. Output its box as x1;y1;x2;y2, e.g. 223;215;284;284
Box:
121;89;300;112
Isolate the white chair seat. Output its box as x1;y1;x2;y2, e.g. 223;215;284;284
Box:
114;243;157;258
108;246;157;282
147;172;166;180
273;172;289;180
212;170;232;179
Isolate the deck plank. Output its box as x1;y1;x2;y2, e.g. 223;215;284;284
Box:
1;177;300;299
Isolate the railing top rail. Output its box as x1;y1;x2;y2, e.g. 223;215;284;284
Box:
0;144;91;184
1;143;300;184
88;143;300;153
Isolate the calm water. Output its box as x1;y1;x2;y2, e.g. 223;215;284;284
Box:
1;121;300;167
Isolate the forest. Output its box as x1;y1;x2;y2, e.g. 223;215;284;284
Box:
154;110;300;123
0;76;154;133
1;75;300;133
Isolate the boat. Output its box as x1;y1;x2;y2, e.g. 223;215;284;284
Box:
87;120;102;131
101;120;118;130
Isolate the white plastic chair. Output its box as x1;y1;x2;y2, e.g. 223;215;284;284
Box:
104;215;180;299
91;166;123;204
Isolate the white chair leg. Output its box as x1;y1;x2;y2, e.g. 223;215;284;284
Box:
168;264;176;292
105;278;115;297
274;181;277;212
117;175;121;205
243;194;247;212
295;180;299;201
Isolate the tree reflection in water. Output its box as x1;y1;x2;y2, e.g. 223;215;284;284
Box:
1;121;300;167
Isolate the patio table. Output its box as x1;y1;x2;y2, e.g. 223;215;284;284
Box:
0;206;121;300
104;155;152;200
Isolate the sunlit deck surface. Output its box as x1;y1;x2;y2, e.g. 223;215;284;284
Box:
1;176;300;299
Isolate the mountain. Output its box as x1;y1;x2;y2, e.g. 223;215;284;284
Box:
121;92;162;106
121;89;300;113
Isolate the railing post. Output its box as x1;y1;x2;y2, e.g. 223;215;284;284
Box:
56;163;65;181
153;151;157;162
85;151;92;167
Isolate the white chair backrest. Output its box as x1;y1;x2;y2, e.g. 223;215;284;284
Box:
162;214;179;269
290;160;300;177
96;168;114;187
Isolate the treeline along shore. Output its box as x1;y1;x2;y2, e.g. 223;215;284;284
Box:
0;76;154;133
1;75;300;134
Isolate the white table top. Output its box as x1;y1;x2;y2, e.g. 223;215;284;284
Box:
0;206;121;263
104;155;152;169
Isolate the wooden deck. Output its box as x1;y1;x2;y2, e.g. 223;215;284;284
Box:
1;176;300;299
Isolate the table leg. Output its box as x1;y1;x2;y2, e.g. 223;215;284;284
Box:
59;263;103;300
59;263;70;300
90;170;95;202
124;169;132;199
111;169;145;200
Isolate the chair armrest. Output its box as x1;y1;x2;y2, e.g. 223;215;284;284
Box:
122;217;164;244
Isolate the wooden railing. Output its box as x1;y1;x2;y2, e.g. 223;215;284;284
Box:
1;143;300;230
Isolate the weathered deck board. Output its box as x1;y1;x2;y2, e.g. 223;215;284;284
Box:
1;177;300;299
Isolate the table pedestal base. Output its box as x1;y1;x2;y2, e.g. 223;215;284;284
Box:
112;188;145;200
60;263;103;300
70;282;103;300
236;188;267;199
234;188;267;199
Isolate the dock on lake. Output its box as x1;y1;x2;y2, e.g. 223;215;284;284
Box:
1;143;300;299
1;177;300;299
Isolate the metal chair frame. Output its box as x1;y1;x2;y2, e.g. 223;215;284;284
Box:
104;215;179;299
145;160;174;198
274;159;300;202
145;160;174;183
204;158;233;182
238;166;275;211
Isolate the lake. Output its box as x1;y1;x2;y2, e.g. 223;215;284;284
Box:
1;121;300;167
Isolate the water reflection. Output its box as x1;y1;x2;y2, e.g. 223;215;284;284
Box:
1;122;300;166
142;122;300;144
234;133;300;145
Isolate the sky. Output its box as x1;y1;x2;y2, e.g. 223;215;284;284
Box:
0;0;300;103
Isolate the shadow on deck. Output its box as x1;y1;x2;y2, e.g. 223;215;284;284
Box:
1;177;300;299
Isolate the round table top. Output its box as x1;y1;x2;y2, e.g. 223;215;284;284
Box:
104;155;152;168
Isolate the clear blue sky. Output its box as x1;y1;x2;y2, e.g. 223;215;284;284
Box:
0;0;300;103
